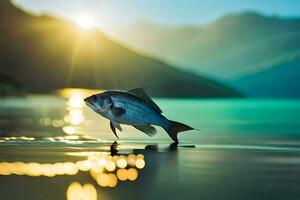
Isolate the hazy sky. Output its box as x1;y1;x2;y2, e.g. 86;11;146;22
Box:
14;0;300;28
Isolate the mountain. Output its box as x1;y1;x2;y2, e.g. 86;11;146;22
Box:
109;12;300;98
232;57;300;98
109;13;300;78
0;0;240;97
108;21;201;63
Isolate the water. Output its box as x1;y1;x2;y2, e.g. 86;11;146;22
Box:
0;90;300;200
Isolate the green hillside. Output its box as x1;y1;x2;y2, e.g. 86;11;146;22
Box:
0;1;240;97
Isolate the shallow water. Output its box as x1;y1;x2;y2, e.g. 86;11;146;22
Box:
0;91;300;200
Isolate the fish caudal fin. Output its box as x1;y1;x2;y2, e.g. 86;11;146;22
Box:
164;120;194;143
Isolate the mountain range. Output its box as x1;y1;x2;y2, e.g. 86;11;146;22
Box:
109;13;300;98
0;0;240;97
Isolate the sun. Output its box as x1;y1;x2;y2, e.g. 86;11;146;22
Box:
76;15;95;30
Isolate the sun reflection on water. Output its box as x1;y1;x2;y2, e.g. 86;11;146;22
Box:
64;89;86;131
0;152;145;191
67;182;97;200
59;88;103;135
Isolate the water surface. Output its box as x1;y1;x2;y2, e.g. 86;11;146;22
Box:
0;91;300;200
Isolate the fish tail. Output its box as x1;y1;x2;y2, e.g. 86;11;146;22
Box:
163;120;194;143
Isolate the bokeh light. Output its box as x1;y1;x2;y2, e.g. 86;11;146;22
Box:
135;158;145;169
127;168;138;181
0;152;145;188
67;182;97;200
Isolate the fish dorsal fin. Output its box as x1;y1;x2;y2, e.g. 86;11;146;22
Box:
127;88;162;113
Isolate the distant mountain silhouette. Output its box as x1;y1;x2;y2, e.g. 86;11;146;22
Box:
232;57;300;98
0;0;240;97
110;12;300;98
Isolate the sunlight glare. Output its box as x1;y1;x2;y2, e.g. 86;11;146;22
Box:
76;15;95;30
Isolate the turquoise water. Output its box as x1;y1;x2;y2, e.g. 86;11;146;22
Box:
1;96;300;145
0;95;300;199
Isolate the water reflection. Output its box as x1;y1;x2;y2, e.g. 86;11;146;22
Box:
61;88;90;134
38;88;96;137
0;136;35;141
67;182;97;200
0;151;145;199
0;88;102;137
0;141;186;200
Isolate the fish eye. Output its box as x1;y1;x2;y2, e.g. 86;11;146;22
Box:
92;95;97;100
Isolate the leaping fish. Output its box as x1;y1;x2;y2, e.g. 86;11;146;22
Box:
84;88;194;143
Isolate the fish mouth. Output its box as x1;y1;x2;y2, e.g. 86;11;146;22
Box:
85;101;95;109
84;98;94;109
83;97;89;102
84;99;102;114
84;97;108;114
85;101;92;108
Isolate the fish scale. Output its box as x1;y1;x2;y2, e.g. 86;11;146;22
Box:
111;95;163;126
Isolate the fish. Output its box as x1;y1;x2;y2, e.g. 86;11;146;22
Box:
84;88;194;143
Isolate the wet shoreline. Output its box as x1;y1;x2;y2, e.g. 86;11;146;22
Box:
1;142;300;200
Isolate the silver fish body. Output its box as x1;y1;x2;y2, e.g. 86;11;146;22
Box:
106;91;169;127
84;88;193;143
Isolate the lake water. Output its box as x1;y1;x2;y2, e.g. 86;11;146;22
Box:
0;89;300;200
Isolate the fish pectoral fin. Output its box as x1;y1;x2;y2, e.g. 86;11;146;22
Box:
111;121;122;132
133;125;157;137
110;121;119;139
111;106;125;117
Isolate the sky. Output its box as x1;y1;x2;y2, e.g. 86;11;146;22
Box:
13;0;300;29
